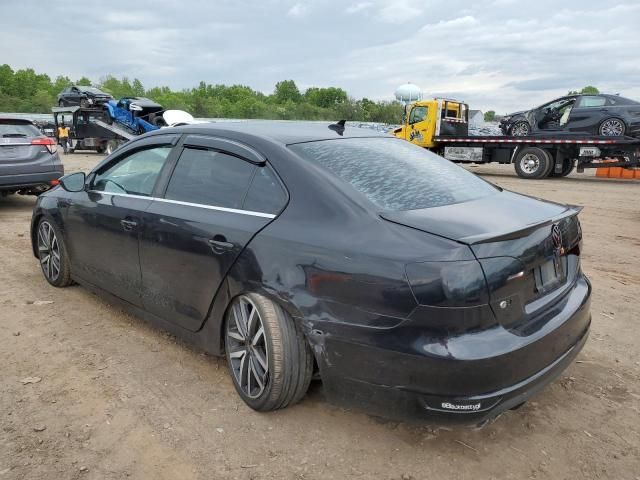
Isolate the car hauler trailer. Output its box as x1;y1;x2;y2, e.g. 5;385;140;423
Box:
52;106;133;155
392;99;640;179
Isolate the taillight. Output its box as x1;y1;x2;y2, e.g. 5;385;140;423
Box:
31;137;57;154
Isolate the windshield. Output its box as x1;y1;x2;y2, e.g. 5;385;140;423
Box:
0;121;41;137
290;138;498;211
80;87;106;94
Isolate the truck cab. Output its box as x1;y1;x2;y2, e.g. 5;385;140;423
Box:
392;98;469;148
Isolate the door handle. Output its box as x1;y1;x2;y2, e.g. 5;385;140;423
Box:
120;219;138;231
208;235;234;253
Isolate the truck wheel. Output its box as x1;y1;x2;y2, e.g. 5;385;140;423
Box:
510;121;530;136
105;140;118;155
549;159;575;177
514;147;553;179
599;118;625;136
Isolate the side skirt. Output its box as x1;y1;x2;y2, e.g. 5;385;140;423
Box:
72;275;228;356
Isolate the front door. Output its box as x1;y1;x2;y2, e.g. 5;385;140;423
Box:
63;141;176;305
139;136;287;331
406;105;430;145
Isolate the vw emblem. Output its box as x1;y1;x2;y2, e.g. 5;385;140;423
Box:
551;224;563;250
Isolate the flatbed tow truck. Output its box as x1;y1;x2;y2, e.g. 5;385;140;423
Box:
392;98;640;178
52;106;133;155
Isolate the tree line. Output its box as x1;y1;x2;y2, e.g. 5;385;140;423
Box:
0;65;403;124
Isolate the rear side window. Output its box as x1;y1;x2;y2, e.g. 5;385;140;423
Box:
165;147;255;209
579;96;607;107
243;166;287;214
290;138;497;211
0;121;41;138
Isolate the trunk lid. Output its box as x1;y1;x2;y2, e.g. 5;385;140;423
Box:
380;191;573;245
382;191;583;326
0;120;54;175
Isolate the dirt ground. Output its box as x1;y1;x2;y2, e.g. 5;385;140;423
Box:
1;152;639;480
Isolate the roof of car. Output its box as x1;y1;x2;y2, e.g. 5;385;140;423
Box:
0;116;35;124
124;97;162;107
164;120;390;145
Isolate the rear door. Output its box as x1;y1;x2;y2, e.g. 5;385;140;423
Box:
0;120;54;179
565;95;608;133
139;135;287;331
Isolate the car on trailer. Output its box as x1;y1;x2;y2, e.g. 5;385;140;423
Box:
57;85;113;108
500;94;640;138
392;98;640;179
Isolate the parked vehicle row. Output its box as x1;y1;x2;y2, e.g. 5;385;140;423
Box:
31;121;591;424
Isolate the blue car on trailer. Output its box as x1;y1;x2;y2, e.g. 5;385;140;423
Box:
103;97;166;135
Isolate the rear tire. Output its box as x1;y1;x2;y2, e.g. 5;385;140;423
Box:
224;293;313;412
549;159;575;177
36;219;73;288
514;147;553;179
599;118;625;136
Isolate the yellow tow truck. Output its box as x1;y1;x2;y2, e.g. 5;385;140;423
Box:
391;98;640;179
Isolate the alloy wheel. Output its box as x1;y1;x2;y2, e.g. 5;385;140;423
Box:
600;119;624;136
511;122;530;136
37;221;61;282
226;296;269;399
520;153;540;174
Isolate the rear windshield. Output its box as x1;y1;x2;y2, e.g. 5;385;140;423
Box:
290;138;497;211
0;121;41;138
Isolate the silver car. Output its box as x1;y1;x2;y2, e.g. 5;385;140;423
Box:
0;117;64;195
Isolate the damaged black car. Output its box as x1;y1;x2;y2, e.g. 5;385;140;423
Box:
31;121;591;424
500;93;640;138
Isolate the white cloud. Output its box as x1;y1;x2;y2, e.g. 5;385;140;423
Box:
287;3;308;17
377;0;423;23
346;2;373;14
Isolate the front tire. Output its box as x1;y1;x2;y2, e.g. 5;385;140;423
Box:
599;118;625;136
224;294;313;412
36;219;73;287
514;147;553;179
509;121;531;136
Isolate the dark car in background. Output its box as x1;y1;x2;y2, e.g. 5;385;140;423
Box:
0;117;63;196
30;121;591;424
57;85;113;108
500;94;640;138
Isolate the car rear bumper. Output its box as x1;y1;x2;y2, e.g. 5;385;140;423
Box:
311;274;591;424
0;169;64;190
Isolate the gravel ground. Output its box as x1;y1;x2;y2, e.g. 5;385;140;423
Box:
1;153;639;480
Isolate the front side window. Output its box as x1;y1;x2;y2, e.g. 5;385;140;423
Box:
578;96;607;108
93;145;172;196
290;138;498;211
409;106;428;124
165;147;255;209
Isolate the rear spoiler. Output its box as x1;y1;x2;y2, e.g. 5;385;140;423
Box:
459;206;583;245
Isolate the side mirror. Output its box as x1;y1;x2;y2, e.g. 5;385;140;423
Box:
59;172;86;192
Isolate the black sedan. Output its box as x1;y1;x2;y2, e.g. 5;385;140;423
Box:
31;122;591;424
57;85;113;108
500;93;640;138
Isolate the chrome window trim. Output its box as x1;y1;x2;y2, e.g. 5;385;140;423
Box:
87;190;276;219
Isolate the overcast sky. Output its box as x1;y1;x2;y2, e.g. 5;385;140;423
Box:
2;0;639;113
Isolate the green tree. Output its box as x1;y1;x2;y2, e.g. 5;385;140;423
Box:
484;110;496;122
274;80;301;104
568;86;599;95
132;78;145;96
76;76;92;86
